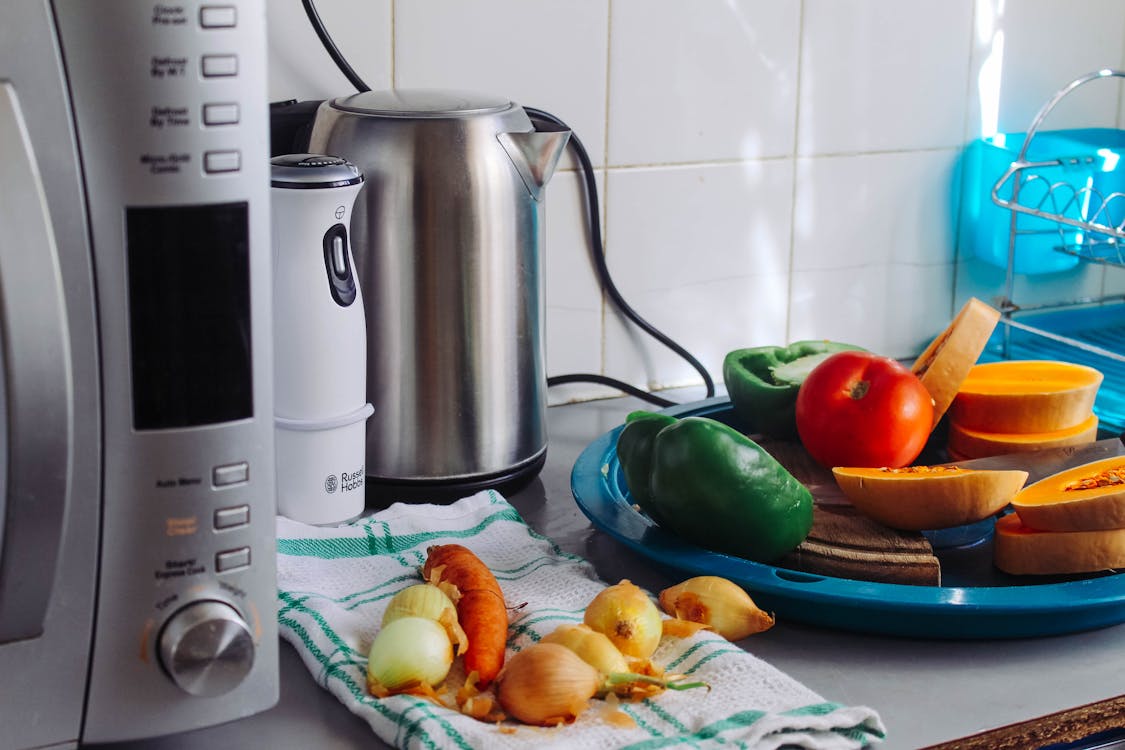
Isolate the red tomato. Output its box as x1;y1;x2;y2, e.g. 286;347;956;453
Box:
795;350;934;468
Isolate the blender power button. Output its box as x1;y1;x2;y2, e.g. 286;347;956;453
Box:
331;235;348;277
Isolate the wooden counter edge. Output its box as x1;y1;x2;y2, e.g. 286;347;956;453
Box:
920;694;1125;750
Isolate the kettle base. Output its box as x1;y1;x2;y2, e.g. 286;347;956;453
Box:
364;448;546;508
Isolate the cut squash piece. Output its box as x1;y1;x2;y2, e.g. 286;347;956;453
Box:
993;512;1125;575
910;298;1001;430
950;360;1102;433
1011;456;1125;532
947;414;1099;460
832;465;1027;531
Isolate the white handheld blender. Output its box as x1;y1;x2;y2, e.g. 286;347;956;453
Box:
270;154;371;525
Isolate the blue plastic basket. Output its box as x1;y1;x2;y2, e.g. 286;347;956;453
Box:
962;128;1125;274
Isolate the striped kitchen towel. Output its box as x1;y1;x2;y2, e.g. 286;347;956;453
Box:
276;490;886;749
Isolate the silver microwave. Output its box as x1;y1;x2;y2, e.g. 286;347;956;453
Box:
0;1;278;747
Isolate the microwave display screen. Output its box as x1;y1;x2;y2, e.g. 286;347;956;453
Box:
126;202;253;429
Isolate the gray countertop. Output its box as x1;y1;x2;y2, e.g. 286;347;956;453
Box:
98;389;1125;750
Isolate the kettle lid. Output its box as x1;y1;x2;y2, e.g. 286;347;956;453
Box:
270;154;364;189
329;89;512;118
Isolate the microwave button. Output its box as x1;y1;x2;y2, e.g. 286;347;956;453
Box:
204;150;241;174
201;54;238;78
212;461;248;487
199;5;237;28
203;103;239;126
216;546;251;572
214;505;250;530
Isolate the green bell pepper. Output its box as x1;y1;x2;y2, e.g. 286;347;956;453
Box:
723;340;865;440
616;414;813;564
615;410;678;522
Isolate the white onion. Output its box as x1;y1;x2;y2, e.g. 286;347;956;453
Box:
366;616;453;694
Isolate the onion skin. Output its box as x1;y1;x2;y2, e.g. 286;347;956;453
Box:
381;583;457;626
382;583;469;655
658;576;774;640
583;580;663;659
495;643;600;726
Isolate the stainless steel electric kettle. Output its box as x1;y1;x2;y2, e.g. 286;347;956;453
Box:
307;89;570;500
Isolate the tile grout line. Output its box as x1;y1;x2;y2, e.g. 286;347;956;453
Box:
783;0;808;344
951;0;983;318
598;0;614;385
389;0;396;88
557;145;966;175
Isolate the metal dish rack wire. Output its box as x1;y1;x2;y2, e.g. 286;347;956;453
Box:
988;68;1125;434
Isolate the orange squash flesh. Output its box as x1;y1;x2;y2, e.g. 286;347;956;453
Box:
993;512;1125;575
947;414;1099;460
1011;456;1125;532
950;360;1102;434
832;465;1028;531
910;298;1001;431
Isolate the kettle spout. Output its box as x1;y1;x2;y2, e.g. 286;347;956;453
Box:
497;122;571;201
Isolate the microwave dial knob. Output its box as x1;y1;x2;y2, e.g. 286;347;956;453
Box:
158;600;255;697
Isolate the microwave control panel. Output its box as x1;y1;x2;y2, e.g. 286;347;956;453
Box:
51;0;278;741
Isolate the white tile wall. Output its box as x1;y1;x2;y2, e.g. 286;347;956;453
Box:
394;0;611;168
797;0;973;156
267;0;392;100
267;0;1125;406
602;160;795;391
607;0;801;165
790;148;960;355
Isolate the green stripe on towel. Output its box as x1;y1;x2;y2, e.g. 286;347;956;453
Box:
277;506;526;559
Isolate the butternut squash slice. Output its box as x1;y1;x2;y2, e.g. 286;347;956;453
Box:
947;414;1099;460
950;360;1103;433
832;465;1028;531
1011;456;1125;532
993;512;1125;575
910;297;1001;431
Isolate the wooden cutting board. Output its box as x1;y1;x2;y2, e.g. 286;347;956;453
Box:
777;504;941;586
763;437;942;586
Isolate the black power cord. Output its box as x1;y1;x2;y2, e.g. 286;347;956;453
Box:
299;0;715;406
300;0;368;93
522;106;716;404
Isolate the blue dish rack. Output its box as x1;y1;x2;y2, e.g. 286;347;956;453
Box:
982;69;1125;436
980;303;1125;435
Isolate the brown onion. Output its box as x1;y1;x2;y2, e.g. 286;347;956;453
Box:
495;643;600;726
540;624;630;676
583;580;664;659
659;576;774;640
496;640;710;725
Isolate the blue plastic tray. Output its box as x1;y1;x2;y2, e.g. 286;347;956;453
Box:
570;398;1125;639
